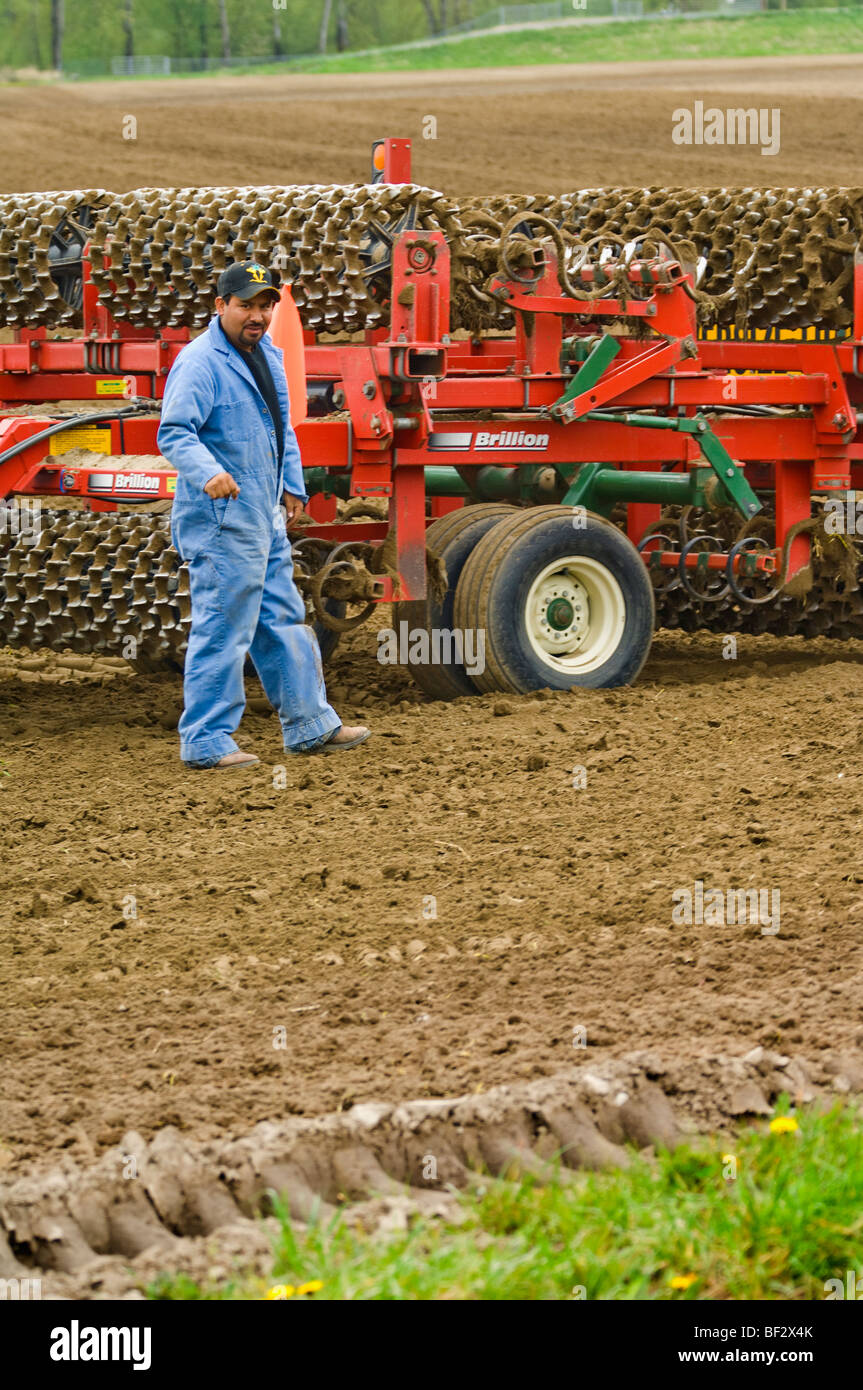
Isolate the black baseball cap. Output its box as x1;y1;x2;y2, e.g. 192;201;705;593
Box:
216;260;281;303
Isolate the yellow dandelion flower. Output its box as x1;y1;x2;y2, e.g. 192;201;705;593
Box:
265;1284;295;1300
297;1280;324;1296
669;1274;697;1290
769;1116;798;1134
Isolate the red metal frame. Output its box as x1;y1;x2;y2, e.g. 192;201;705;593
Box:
3;141;863;604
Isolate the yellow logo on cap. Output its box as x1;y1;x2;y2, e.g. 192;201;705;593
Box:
248;264;267;283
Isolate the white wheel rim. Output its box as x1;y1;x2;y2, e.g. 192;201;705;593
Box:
524;555;626;675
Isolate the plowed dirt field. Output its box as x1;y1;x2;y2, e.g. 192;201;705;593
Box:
2;53;863;191
2;627;862;1176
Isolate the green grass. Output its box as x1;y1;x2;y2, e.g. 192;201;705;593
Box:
274;10;863;74
44;9;863;84
146;1101;863;1301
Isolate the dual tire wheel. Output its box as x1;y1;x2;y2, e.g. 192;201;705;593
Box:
398;503;655;697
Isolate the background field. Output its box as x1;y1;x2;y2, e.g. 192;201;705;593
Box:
3;51;863;191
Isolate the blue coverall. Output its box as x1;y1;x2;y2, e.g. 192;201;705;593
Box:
157;316;340;766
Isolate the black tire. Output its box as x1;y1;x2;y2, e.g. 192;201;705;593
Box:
395;503;516;699
453;505;655;693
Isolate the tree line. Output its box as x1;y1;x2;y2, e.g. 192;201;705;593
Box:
0;0;486;71
1;0;832;72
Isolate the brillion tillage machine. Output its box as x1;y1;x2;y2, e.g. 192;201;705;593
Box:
1;138;863;695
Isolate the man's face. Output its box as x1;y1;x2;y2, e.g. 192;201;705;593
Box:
216;291;276;350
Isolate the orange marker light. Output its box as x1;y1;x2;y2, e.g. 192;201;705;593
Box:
372;144;386;172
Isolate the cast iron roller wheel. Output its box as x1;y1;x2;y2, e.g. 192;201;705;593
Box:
394;503;517;700
453;505;655;693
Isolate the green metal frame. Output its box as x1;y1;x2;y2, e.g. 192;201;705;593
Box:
555;333;622;408
555;410;762;522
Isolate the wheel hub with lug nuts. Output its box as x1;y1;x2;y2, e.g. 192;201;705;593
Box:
524;555;627;675
534;576;589;652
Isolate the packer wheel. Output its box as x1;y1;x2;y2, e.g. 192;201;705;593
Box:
395;503;516;700
453;505;655;692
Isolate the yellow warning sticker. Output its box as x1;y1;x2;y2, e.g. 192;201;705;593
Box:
95;379;129;396
167;475;177;494
49;427;112;455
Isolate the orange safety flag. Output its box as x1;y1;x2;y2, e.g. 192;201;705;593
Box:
268;283;308;427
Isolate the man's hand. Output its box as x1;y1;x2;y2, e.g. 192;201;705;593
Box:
283;492;305;527
204;471;240;499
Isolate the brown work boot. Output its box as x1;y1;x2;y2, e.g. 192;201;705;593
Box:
214;750;260;769
321;724;370;752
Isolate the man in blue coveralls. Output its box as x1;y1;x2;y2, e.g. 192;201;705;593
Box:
157;261;370;769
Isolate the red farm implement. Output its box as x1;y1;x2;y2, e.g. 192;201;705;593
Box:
1;138;861;691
